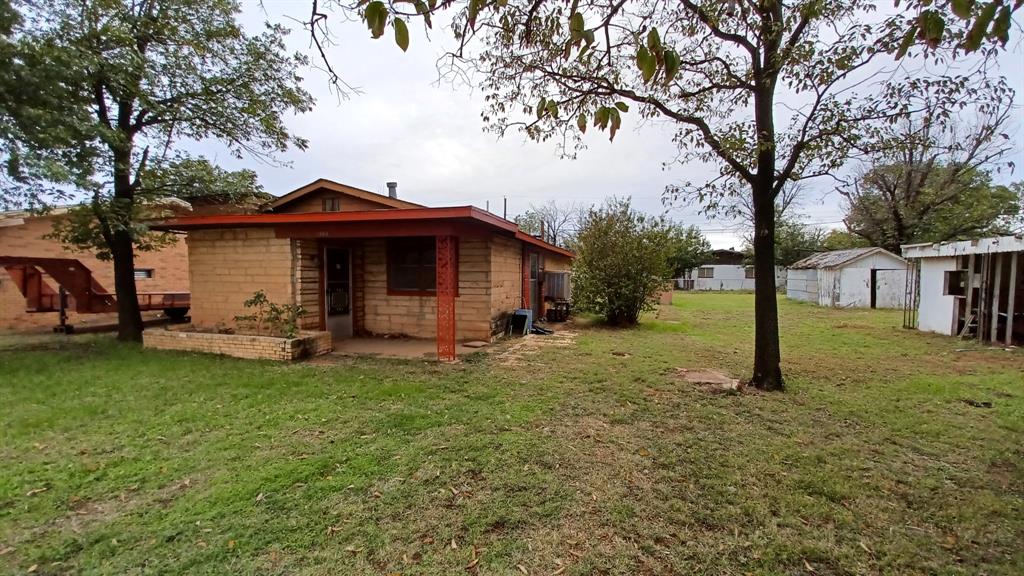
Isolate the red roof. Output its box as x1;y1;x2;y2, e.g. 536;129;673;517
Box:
152;206;575;258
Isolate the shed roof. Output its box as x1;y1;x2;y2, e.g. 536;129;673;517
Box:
901;235;1024;259
789;247;902;270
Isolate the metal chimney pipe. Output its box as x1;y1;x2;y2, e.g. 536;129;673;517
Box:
386;181;398;199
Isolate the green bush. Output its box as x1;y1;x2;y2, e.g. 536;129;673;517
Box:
234;290;305;338
571;198;673;326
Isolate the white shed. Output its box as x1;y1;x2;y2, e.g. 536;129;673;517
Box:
786;248;907;308
902;235;1023;345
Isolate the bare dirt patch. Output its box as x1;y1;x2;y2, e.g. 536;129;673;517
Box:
494;330;578;366
673;368;744;393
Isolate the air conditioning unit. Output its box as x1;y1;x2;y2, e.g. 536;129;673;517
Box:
543;271;571;300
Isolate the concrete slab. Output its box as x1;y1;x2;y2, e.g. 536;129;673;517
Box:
329;337;479;360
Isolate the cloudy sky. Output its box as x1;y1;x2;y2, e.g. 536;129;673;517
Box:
199;2;1024;249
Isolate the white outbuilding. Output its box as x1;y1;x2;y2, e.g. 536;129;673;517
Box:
901;235;1023;345
786;247;907;308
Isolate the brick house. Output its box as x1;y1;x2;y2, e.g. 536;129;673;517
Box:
0;210;190;331
153;179;574;360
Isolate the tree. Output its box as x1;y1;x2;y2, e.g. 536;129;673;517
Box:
337;0;1003;391
820;229;869;251
571;198;673;326
896;0;1019;56
839;98;1019;252
665;224;711;278
769;217;827;267
514;200;581;247
2;0;313;341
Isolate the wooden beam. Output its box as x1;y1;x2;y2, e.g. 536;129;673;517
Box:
1006;252;1018;346
990;253;1003;343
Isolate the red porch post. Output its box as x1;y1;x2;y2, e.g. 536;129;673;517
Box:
436;235;458;362
521;249;531;310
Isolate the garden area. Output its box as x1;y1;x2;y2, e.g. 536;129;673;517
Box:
1;293;1021;575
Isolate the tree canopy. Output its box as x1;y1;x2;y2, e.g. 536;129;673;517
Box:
1;0;313;340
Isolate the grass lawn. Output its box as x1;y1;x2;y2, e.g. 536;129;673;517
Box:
1;293;1021;575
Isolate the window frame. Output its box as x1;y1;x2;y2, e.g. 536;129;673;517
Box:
943;269;967;297
133;268;154;280
744;266;755;279
386;237;459;296
321;196;342;212
697;266;714;279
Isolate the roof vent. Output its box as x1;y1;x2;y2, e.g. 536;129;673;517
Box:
386;181;398;199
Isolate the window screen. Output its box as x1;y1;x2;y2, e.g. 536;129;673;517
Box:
322;197;342;212
698;267;714;278
388;237;437;293
134;269;154;279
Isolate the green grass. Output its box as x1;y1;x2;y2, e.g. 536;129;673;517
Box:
1;293;1021;575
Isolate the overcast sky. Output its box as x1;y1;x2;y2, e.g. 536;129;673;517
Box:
197;2;1024;249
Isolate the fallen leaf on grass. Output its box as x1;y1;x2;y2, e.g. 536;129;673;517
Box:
254;493;265;503
326;526;340;538
517;564;529;574
450;538;458;550
803;559;816;573
25;487;47;497
550;567;566;575
228;540;236;550
344;545;363;554
0;546;14;556
27;565;37;574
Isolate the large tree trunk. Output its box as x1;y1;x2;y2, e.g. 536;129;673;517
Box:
750;186;784;391
111;228;144;341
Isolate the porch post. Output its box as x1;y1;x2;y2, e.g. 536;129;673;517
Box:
521;249;531;310
436;235;457;362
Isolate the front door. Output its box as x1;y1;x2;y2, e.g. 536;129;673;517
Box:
324;247;352;339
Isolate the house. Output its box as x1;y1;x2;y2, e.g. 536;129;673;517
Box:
151;179;574;361
0;209;189;331
901;235;1023;345
786;247;907;308
677;249;785;291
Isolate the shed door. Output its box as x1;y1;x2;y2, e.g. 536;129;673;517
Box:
529;252;542;319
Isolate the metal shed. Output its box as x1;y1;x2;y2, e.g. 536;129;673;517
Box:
786;248;907;308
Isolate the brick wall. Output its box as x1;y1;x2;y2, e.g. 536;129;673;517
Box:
360;238;493;341
293;239;321;330
187;228;293;329
490;236;523;333
0;215;188;331
144;328;332;361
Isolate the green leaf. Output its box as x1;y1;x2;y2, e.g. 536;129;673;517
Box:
594;106;610;129
536;97;546;119
546;100;559;119
636;45;656;83
917;10;945;46
577;113;587;133
569;12;585;42
393;18;410;51
646;27;661;53
663;49;680;84
992;6;1011;44
951;0;973;19
413;1;433;29
582;29;595;46
894;26;916;58
468;0;481;29
364;1;388;39
609;108;622;141
615;102;629;113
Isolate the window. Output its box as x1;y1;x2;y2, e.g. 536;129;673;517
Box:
134;269;154;279
388;237;437;293
744;266;755;279
943;270;967;296
698;267;714;279
322;196;342;212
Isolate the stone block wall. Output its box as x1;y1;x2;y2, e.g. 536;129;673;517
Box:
144;328;332;361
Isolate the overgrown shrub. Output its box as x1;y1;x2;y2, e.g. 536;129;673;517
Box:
571;198;673;326
234;290;305;338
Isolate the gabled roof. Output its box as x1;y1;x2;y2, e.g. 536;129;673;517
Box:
268;178;423;211
789;247;903;270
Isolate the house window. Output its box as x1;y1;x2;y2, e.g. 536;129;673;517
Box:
388;237;438;294
698;267;714;278
943;270;967;296
745;266;755;279
134;269;154;279
322;196;342;212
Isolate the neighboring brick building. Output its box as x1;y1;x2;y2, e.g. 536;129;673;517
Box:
0;211;189;331
154;179;574;360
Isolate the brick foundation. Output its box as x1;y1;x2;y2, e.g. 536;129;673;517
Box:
144;328;332;361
